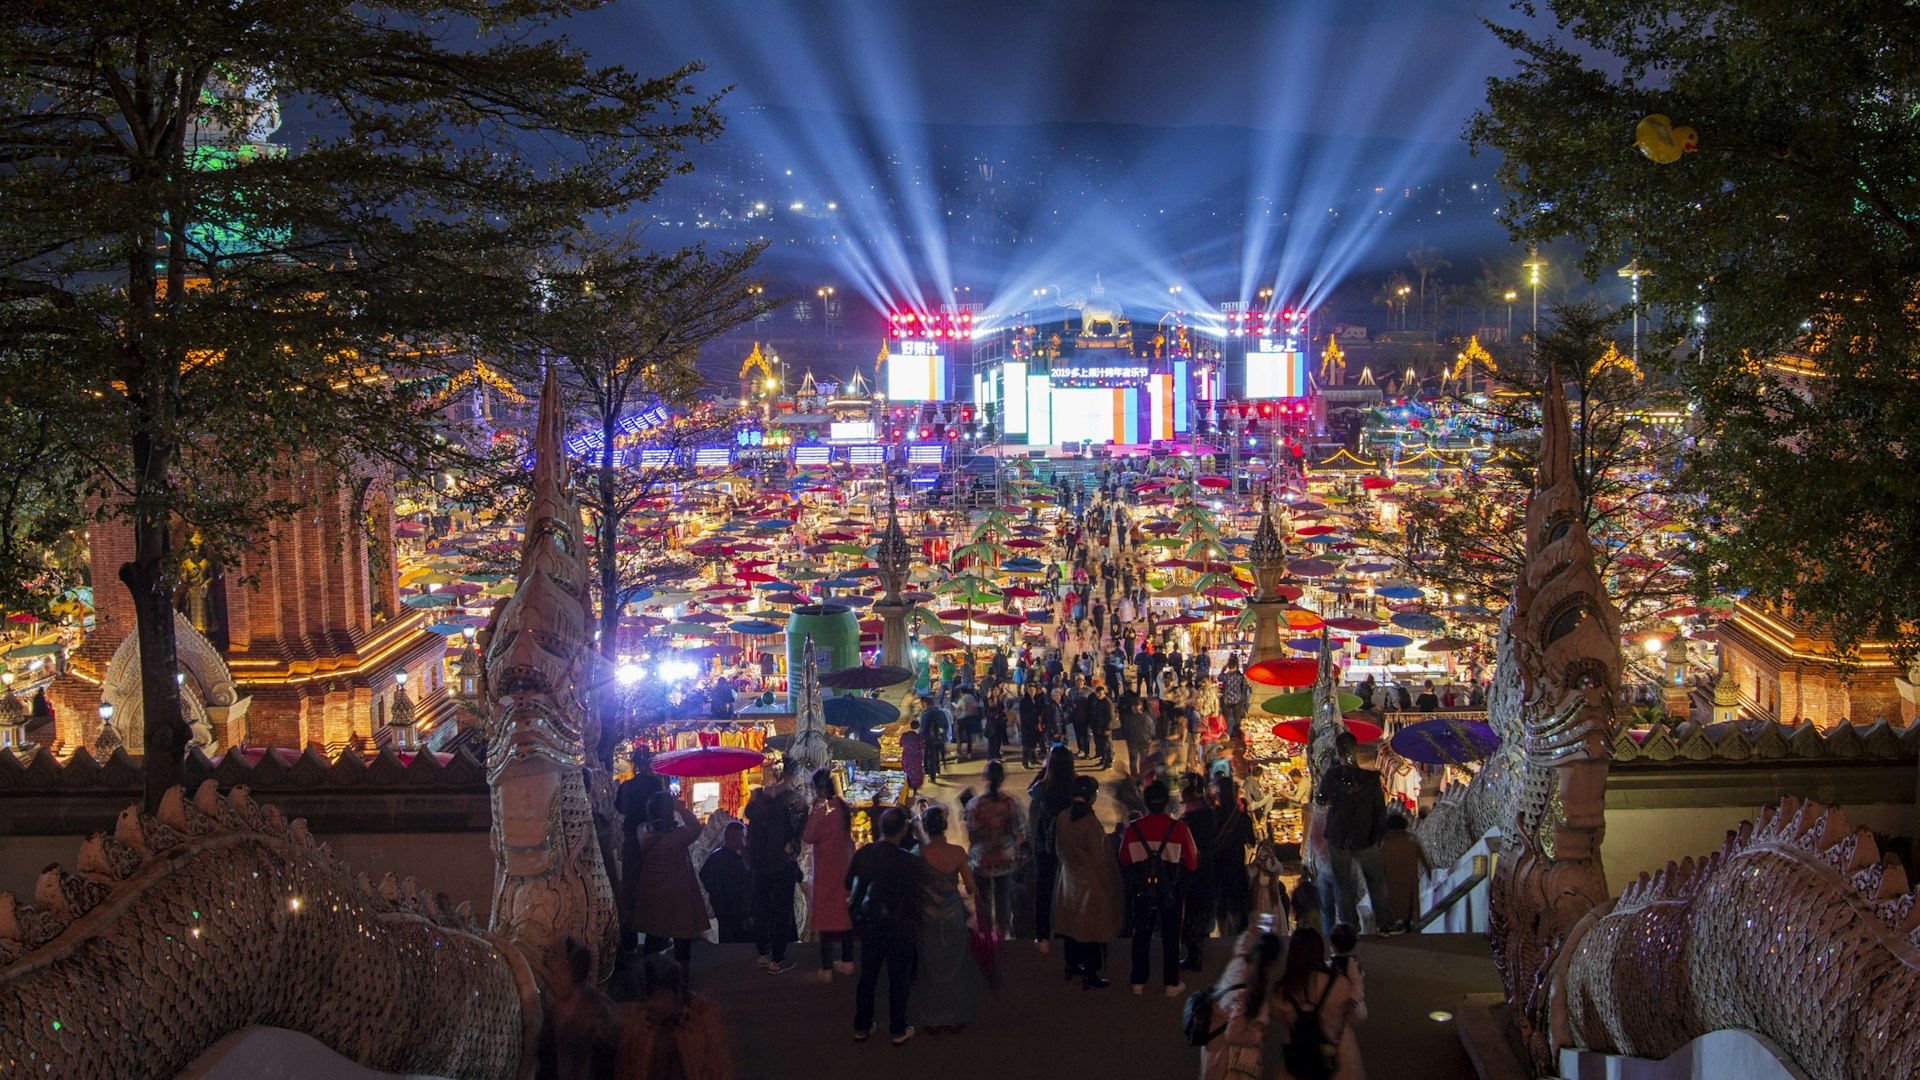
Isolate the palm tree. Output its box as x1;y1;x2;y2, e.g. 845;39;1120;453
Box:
1374;271;1413;331
1407;245;1450;328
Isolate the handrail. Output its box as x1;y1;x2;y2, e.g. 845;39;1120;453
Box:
1413;850;1493;933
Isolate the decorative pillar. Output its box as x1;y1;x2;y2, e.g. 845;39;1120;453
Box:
1245;484;1290;666
871;488;916;671
384;671;421;751
0;678;29;755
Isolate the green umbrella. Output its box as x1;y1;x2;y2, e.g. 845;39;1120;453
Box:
1261;690;1364;716
663;621;717;637
1141;536;1183;549
829;543;869;557
788;569;827;581
909;607;954;633
3;642;62;659
953;541;1011;566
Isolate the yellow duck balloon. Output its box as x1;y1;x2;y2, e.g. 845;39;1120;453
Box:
1634;113;1699;164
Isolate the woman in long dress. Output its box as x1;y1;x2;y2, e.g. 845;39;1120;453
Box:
912;805;981;1033
802;769;857;980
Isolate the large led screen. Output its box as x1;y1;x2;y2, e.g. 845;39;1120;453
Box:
886;340;947;401
1001;362;1028;435
1051;388;1117;445
1245;343;1307;399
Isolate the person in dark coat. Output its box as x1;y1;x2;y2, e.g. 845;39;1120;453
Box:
1176;776;1217;972
845;807;923;1044
1209;774;1258;938
1018;684;1046;768
614;748;665;950
1027;745;1078;951
1053;775;1124;988
699;821;753;943
1085;683;1116;770
630;793;709;971
744;781;802;972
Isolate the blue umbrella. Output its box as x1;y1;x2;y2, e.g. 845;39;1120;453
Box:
1390;717;1500;766
1357;632;1415;649
839;595;873;608
425;622;467;636
1301;533;1349;544
1391;612;1446;632
1376;585;1423;600
626;588;654;604
1289;559;1340;578
756;580;802;591
730;620;783;635
754;520;788;530
818;577;863;590
1346;561;1394;574
1286;637;1332;653
843;567;882;579
825;695;902;730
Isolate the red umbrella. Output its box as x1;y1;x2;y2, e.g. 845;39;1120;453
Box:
706;593;756;605
1271;716;1384;744
820;531;861;541
1002;585;1043;599
1659;605;1706;618
1202;586;1246;600
1162;614;1204;626
735;558;775;569
859;619;885;634
1361;477;1397;490
650;746;766;777
1197;475;1231;489
764;591;811;605
920;634;968;652
1245;657;1319;687
1006;538;1045;549
1327;616;1379;631
735;570;777;584
1295;525;1341;537
976;612;1026;627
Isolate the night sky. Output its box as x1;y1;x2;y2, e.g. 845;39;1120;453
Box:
580;0;1521;140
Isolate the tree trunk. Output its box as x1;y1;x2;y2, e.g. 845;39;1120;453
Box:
594;434;622;769
123;513;188;812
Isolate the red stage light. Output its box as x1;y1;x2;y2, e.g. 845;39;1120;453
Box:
891;428;903;440
919;428;931;439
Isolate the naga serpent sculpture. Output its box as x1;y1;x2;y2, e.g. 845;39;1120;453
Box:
0;366;608;1079
1422;370;1919;1078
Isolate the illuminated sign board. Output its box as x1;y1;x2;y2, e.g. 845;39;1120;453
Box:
906;444;945;465
1245;340;1308;399
886;339;947;402
792;445;831;466
1049;365;1151;388
637;448;675;468
1002;361;1029;434
848;444;888;466
830;420;877;441
693;447;732;468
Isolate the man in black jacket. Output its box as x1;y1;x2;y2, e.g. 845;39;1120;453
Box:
744;781;803;971
1018;684;1046;767
845;808;922;1045
1176;776;1217;971
1086;682;1116;770
1313;731;1395;932
699;822;753;943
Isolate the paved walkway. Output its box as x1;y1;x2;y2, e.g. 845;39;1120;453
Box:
683;752;1502;1079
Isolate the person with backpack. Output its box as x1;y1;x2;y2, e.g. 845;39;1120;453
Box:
918;696;949;783
1275;926;1358;1080
1119;779;1200;996
1313;731;1394;932
962;760;1026;940
844;807;923;1046
1193;929;1286;1080
1217;654;1250;736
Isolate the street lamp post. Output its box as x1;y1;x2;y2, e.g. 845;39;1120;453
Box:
1524;254;1546;346
1503;290;1517;344
1617;259;1647;365
1396;285;1410;331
